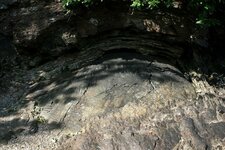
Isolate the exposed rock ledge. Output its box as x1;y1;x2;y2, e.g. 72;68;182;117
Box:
0;1;225;150
0;50;225;150
0;0;194;59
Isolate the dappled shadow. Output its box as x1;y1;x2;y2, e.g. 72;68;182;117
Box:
26;49;186;107
0;117;62;144
178;44;225;88
0;1;224;147
0;49;190;144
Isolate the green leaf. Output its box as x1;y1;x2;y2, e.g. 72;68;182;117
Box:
196;20;203;24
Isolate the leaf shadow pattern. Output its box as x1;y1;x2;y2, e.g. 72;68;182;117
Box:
0;118;62;144
0;49;188;143
28;50;185;106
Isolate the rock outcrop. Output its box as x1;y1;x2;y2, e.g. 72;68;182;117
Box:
0;0;225;150
0;50;225;149
0;0;193;58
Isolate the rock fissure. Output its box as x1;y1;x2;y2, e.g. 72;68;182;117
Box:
153;137;160;150
0;1;225;149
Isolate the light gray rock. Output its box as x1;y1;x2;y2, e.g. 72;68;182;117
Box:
0;51;225;149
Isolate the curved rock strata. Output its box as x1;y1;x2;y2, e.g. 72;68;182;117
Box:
0;51;225;149
0;0;192;59
0;1;225;150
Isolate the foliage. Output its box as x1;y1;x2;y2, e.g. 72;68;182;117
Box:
62;0;173;9
130;0;178;9
62;0;94;8
61;0;225;27
188;0;225;27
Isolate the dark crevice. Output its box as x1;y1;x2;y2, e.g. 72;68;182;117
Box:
92;48;151;65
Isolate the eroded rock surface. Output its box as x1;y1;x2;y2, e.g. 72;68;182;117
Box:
0;0;194;58
0;51;225;150
0;1;225;149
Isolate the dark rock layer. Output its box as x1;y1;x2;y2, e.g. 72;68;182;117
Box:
0;0;193;58
0;1;225;150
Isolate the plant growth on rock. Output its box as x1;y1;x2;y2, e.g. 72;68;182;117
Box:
61;0;225;27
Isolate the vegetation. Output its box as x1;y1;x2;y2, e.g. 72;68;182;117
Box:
61;0;225;27
187;0;225;27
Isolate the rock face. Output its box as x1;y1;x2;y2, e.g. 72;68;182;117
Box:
0;1;225;150
0;34;17;59
0;0;192;57
0;50;225;149
0;0;17;10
